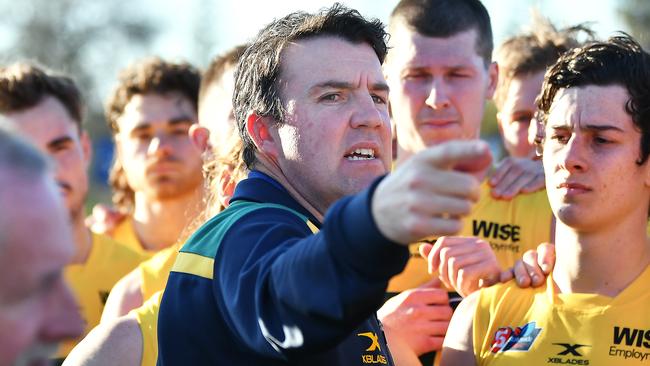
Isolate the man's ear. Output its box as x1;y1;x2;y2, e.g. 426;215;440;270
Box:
189;123;211;153
246;112;280;160
486;61;499;99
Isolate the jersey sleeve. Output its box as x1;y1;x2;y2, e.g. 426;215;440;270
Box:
213;178;409;360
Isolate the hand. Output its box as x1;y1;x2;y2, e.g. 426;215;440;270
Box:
378;278;452;356
489;157;544;200
373;140;492;244
420;237;507;297
501;242;555;288
85;203;125;235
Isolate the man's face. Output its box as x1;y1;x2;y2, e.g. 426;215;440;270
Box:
269;37;391;212
497;70;545;158
543;85;650;231
199;66;237;148
115;93;203;201
5;96;90;220
0;176;83;365
385;25;497;156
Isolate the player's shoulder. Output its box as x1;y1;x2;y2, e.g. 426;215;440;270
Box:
479;279;543;312
182;200;314;258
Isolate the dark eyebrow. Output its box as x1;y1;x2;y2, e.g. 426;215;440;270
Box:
167;117;194;126
309;80;389;93
551;124;625;131
47;136;73;150
130;122;151;135
581;124;624;133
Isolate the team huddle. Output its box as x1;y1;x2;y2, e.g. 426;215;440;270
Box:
0;0;648;365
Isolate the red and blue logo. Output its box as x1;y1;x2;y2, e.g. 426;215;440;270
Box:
491;321;542;353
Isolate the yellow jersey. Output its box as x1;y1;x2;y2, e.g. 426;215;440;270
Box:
131;291;164;366
473;265;650;365
139;245;178;301
59;233;148;357
388;181;553;294
112;217;158;259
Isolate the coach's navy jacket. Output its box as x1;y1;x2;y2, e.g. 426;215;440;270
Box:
157;171;409;365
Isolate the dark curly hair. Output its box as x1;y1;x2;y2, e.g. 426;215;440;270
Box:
537;34;650;165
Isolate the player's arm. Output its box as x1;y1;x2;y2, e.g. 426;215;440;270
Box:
420;238;555;297
439;291;479;366
378;278;452;358
63;314;142;366
101;269;143;322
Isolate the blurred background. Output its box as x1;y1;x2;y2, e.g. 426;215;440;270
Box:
0;0;646;206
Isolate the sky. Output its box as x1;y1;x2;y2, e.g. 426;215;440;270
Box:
149;0;628;66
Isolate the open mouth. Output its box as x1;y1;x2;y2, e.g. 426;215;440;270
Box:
344;148;376;161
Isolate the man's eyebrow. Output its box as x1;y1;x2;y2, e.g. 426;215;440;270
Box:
129;122;151;134
370;82;390;92
581;124;624;132
168;117;194;126
47;136;73;149
309;81;389;92
549;124;625;132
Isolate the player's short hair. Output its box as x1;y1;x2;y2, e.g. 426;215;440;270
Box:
199;44;248;105
233;3;388;169
105;57;201;213
537;34;650;165
105;57;201;133
389;0;493;66
0;62;84;132
494;17;595;109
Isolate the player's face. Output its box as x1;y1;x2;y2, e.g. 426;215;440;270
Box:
497;71;545;158
115;93;204;201
5;96;90;220
199;66;237;149
0;177;83;365
385;26;497;155
271;36;391;212
543;85;650;231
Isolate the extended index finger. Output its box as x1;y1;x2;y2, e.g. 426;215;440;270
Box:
419;140;492;173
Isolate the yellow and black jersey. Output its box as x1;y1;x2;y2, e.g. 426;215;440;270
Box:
59;233;147;357
111;218;157;259
131;291;164;366
139;245;178;301
388;180;553;295
473;265;650;365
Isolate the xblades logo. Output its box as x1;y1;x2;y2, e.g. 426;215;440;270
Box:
358;332;381;352
547;343;590;365
553;343;589;356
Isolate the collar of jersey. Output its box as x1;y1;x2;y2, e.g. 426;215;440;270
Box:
230;170;321;228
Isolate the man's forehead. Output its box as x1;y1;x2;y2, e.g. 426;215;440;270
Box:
118;93;196;130
280;37;384;81
4;98;79;143
390;23;479;52
548;85;631;126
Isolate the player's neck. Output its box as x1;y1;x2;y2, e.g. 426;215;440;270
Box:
253;156;325;223
70;212;93;265
553;216;650;298
132;188;204;251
